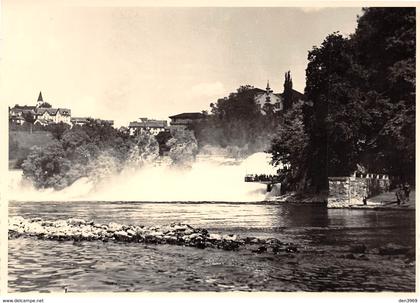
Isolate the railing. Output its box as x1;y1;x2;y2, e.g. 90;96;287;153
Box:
244;174;282;183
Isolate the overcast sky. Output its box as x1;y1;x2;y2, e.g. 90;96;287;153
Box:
2;2;362;126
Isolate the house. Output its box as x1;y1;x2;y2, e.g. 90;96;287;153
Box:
34;108;71;125
71;117;90;127
128;118;168;136
168;112;205;132
9;92;72;126
250;80;305;114
9;105;37;125
71;117;114;128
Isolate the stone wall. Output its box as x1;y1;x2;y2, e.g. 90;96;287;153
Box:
328;175;390;208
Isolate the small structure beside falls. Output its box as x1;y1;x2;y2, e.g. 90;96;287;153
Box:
328;173;390;208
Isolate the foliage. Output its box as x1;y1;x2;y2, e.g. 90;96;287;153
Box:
193;85;281;154
22;142;71;189
268;101;309;190
20;118;170;189
167;129;198;167
155;130;173;156
22;112;36;134
282;71;294;111
293;7;416;191
38;102;52;108
22;112;36;124
45;122;71;140
21;119;134;189
126;132;159;167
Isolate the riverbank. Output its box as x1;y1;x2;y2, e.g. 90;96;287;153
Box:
267;189;415;210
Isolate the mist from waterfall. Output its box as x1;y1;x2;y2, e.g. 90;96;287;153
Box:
9;152;278;202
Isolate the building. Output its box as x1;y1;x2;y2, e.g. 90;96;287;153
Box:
34;108;71;125
9;92;71;126
71;117;90;127
168;112;205;132
71;117;114;128
250;80;305;114
128;117;168;136
251;81;283;113
9;105;37;125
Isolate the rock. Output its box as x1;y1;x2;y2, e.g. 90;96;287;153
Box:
209;234;222;241
8;216;304;255
285;246;299;253
114;232;131;241
107;222;123;232
266;238;282;246
252;246;267;254
223;234;237;241
126;229;136;237
244;237;257;244
218;240;240;251
66;219;86;226
272;245;282;254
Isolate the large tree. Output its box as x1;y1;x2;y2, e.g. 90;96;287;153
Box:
354;7;416;182
270;7;415;192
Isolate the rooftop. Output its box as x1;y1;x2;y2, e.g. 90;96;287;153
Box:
169;112;205;120
129;119;167;128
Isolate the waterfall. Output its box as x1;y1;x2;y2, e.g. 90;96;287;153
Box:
9;152;278;202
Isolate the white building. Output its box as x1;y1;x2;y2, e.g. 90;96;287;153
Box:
128;117;168;136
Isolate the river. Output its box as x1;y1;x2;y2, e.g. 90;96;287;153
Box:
8;201;415;292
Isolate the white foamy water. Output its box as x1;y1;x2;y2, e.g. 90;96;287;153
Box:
9;152;278;202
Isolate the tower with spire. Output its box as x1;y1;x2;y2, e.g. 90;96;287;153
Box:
265;80;273;103
36;91;44;108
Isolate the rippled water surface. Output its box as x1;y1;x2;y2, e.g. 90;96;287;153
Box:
9;201;415;292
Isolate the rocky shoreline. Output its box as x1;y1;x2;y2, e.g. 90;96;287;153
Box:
8;216;299;254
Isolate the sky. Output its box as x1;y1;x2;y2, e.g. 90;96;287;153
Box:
1;2;362;127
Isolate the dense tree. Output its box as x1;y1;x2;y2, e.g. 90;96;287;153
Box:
38;102;52;108
303;33;369;191
193;85;280;154
269;7;415;193
22;112;36;134
282;71;294;111
155;130;173;156
167;129;198;167
45;122;71;140
268;100;309;190
22;142;71;189
354;7;416;182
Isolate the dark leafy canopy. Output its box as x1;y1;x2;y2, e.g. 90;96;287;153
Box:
269;7;415;192
268;100;308;191
38;102;52;108
354;8;415;182
303;33;369;191
302;7;415;191
21;119;156;189
193;85;280;154
45;122;71;140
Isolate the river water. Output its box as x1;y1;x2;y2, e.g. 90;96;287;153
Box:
9;201;415;292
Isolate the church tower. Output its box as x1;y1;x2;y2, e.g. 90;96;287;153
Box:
265;80;273;103
36;91;44;108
